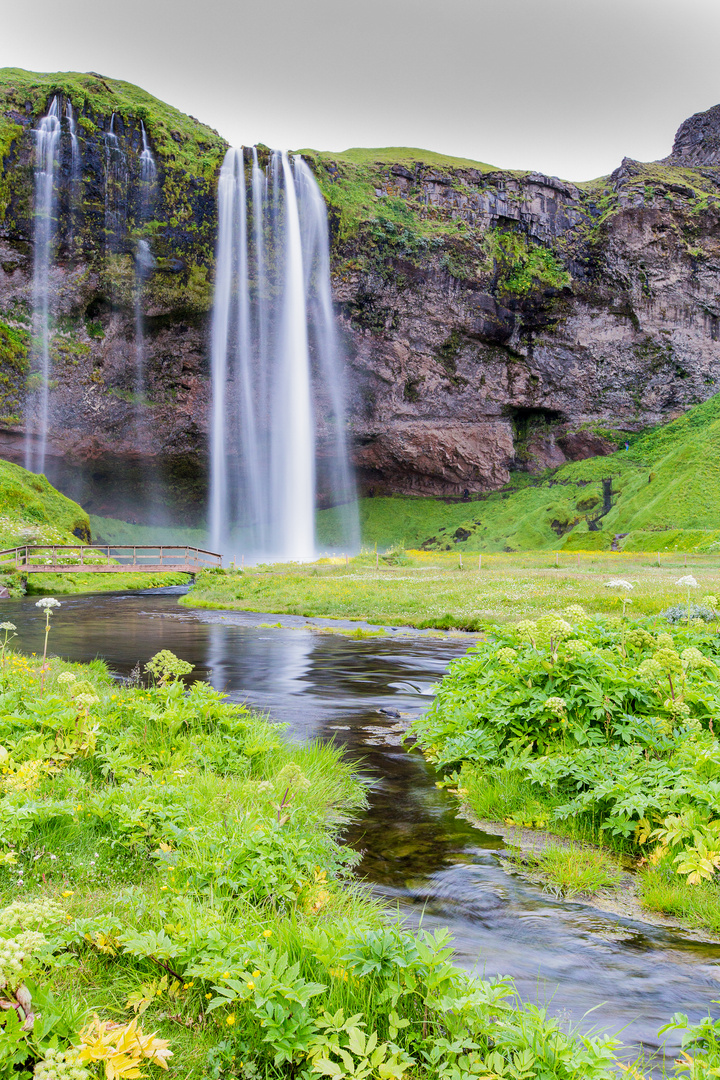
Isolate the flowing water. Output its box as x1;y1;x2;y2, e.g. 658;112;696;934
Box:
25;96;61;475
208;149;357;561
5;587;720;1067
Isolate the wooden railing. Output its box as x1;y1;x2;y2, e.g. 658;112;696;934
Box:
0;545;222;575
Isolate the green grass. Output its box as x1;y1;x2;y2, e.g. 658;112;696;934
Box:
25;570;191;595
513;844;623;899
638;867;720;935
182;551;720;629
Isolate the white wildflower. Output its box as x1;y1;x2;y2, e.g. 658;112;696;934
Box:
0;622;16;631
677;575;699;589
57;672;77;685
35;597;61;610
604;579;634;590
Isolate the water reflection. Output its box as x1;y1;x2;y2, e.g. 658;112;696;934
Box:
6;588;720;1063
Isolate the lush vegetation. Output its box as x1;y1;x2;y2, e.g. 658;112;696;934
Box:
0;626;680;1080
408;599;720;933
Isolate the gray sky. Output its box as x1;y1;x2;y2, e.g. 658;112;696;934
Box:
1;0;719;181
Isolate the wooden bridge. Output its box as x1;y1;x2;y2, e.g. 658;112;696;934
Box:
0;545;222;575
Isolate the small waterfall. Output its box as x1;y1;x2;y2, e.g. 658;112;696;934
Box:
65;102;81;250
134;122;157;430
104;113;128;251
139;120;156;209
25;97;61;475
65;101;79;176
209;148;358;560
134;239;155;405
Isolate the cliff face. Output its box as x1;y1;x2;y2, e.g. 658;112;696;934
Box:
1;69;720;520
310;149;720;496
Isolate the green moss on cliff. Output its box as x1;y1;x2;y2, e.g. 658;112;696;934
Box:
483;226;570;298
0;67;228;271
0;459;90;545
0;321;28;423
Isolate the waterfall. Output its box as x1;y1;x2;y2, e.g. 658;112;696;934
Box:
24;97;61;475
274;150;316;560
139;121;157;205
134;123;156;428
295;157;360;552
209;149;358;560
104;113;128;251
66;101;79;177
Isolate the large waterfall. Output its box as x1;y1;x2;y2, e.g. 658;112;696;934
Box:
24;97;61;475
209;149;358;562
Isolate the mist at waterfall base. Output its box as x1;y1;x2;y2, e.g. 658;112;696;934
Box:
208;146;358;563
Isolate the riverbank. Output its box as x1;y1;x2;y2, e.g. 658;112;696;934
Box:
408;605;720;941
182;550;720;629
24;569;191;595
0;643;671;1080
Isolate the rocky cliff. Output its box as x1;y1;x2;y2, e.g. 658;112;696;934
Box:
1;69;719;520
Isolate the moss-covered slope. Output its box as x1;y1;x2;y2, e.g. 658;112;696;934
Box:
330;391;720;554
0;458;90;546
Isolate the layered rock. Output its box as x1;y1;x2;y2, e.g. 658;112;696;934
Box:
1;69;720;518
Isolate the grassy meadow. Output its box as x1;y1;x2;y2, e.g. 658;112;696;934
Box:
182;548;720;630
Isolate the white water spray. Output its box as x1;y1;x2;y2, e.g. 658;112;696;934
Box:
25;97;61;474
209;149;357;560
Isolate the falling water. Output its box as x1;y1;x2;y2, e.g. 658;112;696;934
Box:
104;113;128;251
134;123;157;421
295;157;360;550
65;102;79;177
209;149;358;560
139;121;157;194
24;97;61;475
64;102;81;251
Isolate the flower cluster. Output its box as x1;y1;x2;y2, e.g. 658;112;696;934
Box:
495;647;518;664
562;604;588;622
0;931;47;992
1;899;66;931
35;597;61;611
544;696;567;719
33;1048;89;1080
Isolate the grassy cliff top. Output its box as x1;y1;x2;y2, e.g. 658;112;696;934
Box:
302;146;499;172
0;458;90;547
0;67;228;180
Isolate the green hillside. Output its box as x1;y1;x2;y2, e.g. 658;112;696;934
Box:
321;392;720;554
0;459;89;547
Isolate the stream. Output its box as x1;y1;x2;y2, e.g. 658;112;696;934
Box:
6;585;720;1066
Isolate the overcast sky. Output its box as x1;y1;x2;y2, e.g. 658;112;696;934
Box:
1;0;719;181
